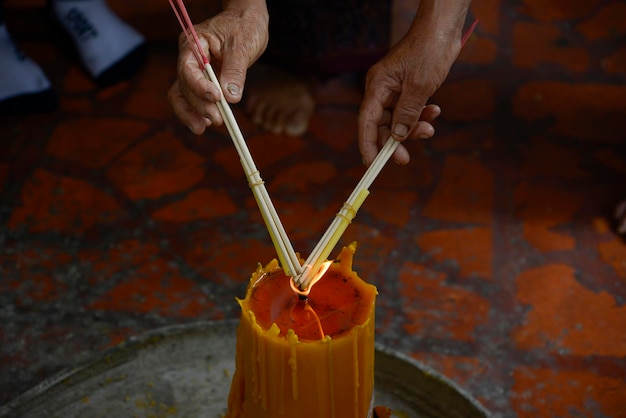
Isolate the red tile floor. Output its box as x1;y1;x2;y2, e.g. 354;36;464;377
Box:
1;0;626;417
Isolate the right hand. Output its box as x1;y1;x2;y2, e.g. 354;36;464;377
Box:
168;3;269;135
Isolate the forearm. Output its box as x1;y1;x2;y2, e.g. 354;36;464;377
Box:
221;0;268;15
410;0;472;40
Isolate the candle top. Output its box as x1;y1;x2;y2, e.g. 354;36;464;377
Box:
245;243;377;341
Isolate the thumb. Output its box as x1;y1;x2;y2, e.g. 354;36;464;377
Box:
390;90;429;141
219;49;249;104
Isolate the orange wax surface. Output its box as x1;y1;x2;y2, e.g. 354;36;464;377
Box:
226;243;377;418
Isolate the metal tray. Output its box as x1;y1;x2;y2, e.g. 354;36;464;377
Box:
0;320;490;418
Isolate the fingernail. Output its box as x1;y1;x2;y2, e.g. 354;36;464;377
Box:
393;123;408;137
227;83;240;97
419;133;430;139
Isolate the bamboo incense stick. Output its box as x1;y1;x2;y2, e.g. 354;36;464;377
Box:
294;137;400;290
169;0;302;277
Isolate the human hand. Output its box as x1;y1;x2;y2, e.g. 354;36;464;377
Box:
360;103;442;165
168;2;269;135
358;15;465;166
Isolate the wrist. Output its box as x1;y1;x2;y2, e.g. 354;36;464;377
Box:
410;0;471;40
222;0;268;16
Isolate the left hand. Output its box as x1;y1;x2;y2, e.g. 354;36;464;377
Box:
357;20;464;166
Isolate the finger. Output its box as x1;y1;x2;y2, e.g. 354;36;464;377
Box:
219;48;249;104
168;81;211;135
178;46;221;105
358;61;403;165
377;123;391;152
405;105;441;140
390;85;430;142
391;143;411;165
411;121;435;140
358;88;389;166
420;104;441;122
379;109;392;127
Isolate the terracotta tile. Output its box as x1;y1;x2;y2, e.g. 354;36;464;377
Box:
519;137;590;178
511;366;626;417
11;40;58;69
123;52;175;119
106;131;206;200
46;118;149;168
82;240;222;318
603;46;626;76
181;231;275;284
576;2;626;41
96;81;132;101
80;239;159;285
592;216;612;234
432;79;495;122
513;21;589;72
432;125;495;152
340;224;398;282
212;132;305;179
211;105;259;139
363;189;418;227
416;227;492;279
375;144;434;189
594;149;626;175
597;238;626;278
513;81;626;143
514;182;582;252
308;108;358;153
457;35;498;65
88;260;217;318
151;188;238;222
246;196;338;241
63;66;95;93
516;0;603;22
399;262;490;341
513;263;626;356
8;169;125;234
422;155;493;224
268;160;337;193
470;0;500;35
58;97;94;114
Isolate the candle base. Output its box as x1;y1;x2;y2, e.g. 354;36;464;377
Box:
226;243;377;418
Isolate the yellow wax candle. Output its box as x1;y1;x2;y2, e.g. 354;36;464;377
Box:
226;243;377;418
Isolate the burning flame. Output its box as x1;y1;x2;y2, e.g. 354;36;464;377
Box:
288;260;332;340
290;260;333;296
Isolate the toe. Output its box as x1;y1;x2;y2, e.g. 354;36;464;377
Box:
285;109;310;137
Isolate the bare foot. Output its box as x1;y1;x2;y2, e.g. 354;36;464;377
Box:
244;63;315;136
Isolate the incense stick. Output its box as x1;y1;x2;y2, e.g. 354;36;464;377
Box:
294;18;479;290
168;0;302;277
294;137;399;289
